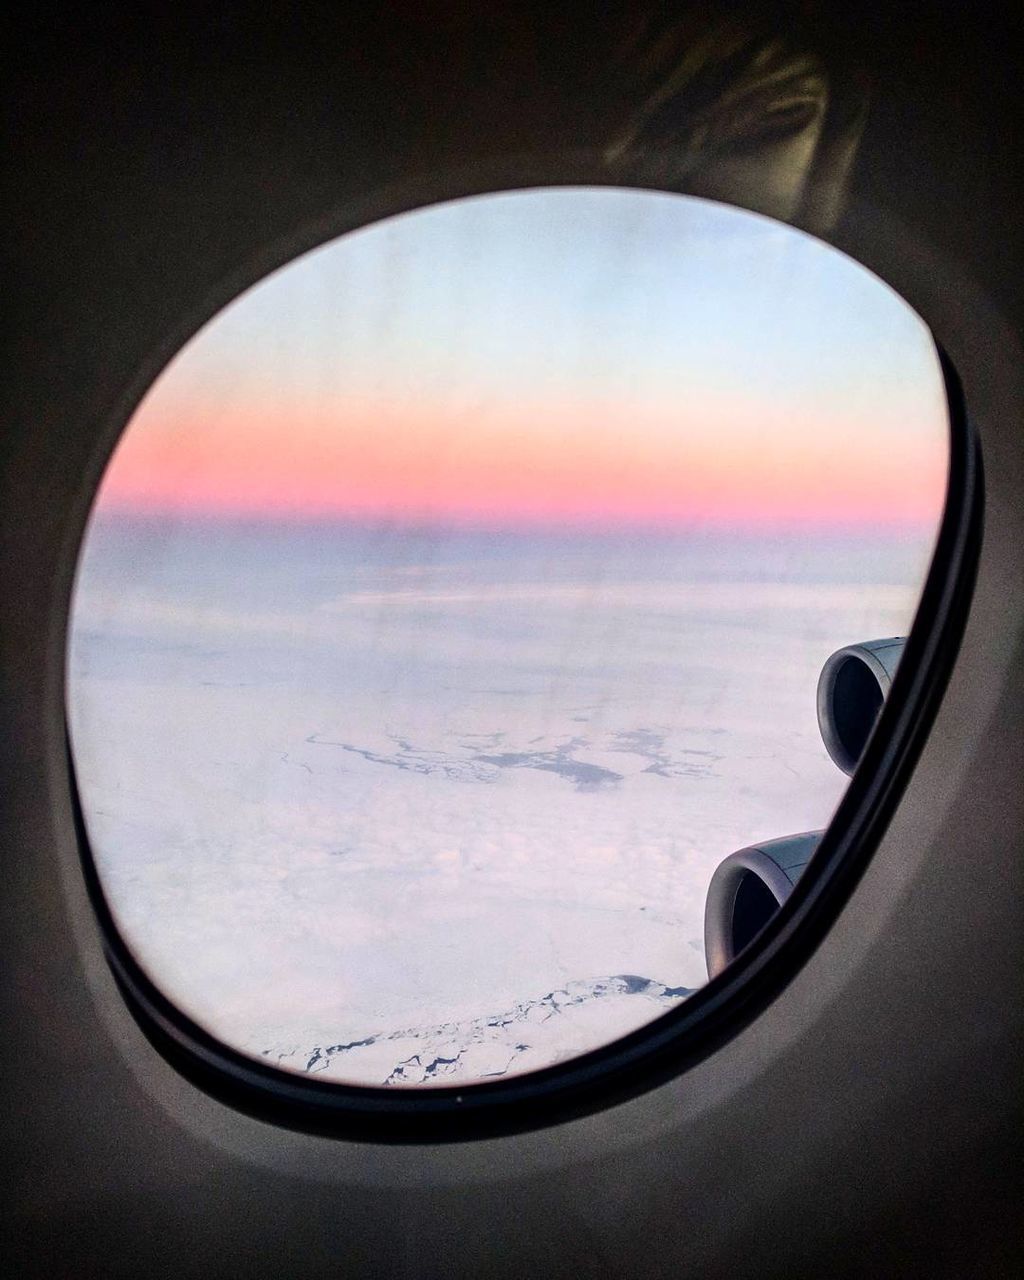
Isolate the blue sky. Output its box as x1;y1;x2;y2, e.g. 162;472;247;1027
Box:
166;186;940;417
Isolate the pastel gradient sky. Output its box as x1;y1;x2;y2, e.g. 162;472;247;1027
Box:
95;187;949;530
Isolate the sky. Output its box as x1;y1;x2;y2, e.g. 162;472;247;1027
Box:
94;186;949;529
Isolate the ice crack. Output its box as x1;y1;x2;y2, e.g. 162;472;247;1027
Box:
263;974;692;1087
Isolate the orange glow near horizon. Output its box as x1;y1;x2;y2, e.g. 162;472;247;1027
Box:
96;391;947;530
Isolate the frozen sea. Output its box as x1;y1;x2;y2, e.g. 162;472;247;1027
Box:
67;516;932;1086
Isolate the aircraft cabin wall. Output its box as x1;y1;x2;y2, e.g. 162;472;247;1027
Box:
3;5;1022;1277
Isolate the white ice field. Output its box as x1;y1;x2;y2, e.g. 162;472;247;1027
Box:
67;518;934;1086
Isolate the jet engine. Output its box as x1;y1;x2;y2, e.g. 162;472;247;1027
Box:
703;637;905;978
816;637;906;776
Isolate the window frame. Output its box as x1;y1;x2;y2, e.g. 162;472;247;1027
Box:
65;240;981;1142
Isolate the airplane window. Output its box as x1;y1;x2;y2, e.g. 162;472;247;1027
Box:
67;188;948;1091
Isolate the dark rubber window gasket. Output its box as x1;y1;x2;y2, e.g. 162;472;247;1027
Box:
67;346;981;1144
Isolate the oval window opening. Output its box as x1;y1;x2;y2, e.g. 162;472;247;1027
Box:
67;188;949;1089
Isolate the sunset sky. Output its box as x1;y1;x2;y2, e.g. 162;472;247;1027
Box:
95;187;949;530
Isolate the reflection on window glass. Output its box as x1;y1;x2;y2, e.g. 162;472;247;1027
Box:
67;188;948;1087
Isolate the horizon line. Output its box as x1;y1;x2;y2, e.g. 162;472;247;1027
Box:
86;502;941;539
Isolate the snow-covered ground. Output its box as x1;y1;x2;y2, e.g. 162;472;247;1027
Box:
67;518;931;1085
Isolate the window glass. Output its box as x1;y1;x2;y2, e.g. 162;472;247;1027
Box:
67;189;948;1087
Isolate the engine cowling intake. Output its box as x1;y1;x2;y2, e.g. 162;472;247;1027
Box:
704;831;821;979
816;637;905;776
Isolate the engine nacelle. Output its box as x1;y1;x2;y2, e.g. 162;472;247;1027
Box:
703;636;906;978
816;637;905;776
704;831;821;978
